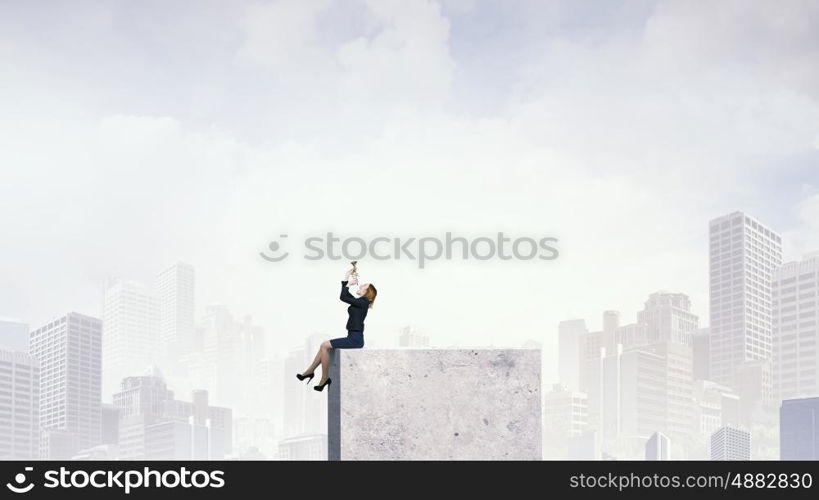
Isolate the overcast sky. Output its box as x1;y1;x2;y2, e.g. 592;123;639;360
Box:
2;0;818;382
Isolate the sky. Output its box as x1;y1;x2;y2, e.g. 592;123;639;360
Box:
1;0;818;384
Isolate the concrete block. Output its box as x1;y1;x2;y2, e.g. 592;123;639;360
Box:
328;348;541;460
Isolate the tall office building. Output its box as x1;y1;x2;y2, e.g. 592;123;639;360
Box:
646;341;695;441
30;312;102;456
283;349;306;437
0;351;39;459
709;212;782;390
780;397;819;460
544;383;588;438
559;319;588;391
602;311;620;354
0;317;29;352
638;292;699;345
102;278;160;400
156;262;195;360
610;345;666;440
645;431;670;460
303;333;327;435
693;380;741;437
692;328;711;380
773;252;819;401
710;426;751;460
114;367;232;460
196;305;266;412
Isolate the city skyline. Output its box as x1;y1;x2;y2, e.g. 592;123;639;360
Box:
2;0;819;461
3;1;819;379
2;208;819;460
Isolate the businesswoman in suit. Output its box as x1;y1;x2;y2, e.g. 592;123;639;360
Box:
297;264;377;391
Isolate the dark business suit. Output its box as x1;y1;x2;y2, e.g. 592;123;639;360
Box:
329;280;369;348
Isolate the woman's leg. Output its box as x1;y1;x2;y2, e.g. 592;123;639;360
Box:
303;345;324;375
319;340;332;383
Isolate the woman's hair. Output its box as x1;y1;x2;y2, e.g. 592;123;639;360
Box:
365;284;378;308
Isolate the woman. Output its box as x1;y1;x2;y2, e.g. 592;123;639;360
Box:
297;265;378;391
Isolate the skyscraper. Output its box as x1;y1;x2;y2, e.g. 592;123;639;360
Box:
692;328;711;380
114;367;232;460
709;212;782;390
645;341;695;441
638;292;699;345
611;346;666;440
195;305;266;413
30;312;102;457
0;351;39;459
773;252;819;401
102;278;160;400
710;426;751;460
645;431;670;460
780;397;819;460
283;349;306;437
558;319;588;391
544;383;588;438
156;262;195;360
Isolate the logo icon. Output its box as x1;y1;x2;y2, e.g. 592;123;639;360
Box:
259;234;289;262
6;467;34;494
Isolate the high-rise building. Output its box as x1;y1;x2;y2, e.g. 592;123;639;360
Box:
645;341;695;441
100;404;120;445
638;292;699;345
645;431;670;460
692;328;711;380
156;262;195;360
0;317;29;352
567;429;600;460
709;212;782;390
780;397;819;460
30;312;102;457
283;349;306;437
544;383;588;438
196;305;266;411
235;417;277;459
773;252;819;401
559;319;588;391
0;351;39;459
114;367;232;460
710;426;751;460
303;333;327;435
102;278;160;400
612;345;666;440
602;311;620;354
693;380;741;437
574;294;699;453
115;367;174;460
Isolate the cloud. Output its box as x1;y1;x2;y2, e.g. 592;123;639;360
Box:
236;0;332;69
643;0;819;98
336;0;454;110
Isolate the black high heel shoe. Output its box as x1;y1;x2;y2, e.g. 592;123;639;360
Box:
313;378;332;392
296;372;315;384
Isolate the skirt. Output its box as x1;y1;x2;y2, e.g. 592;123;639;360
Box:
329;330;364;349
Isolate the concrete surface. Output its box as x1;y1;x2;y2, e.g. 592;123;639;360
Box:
328;348;541;460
